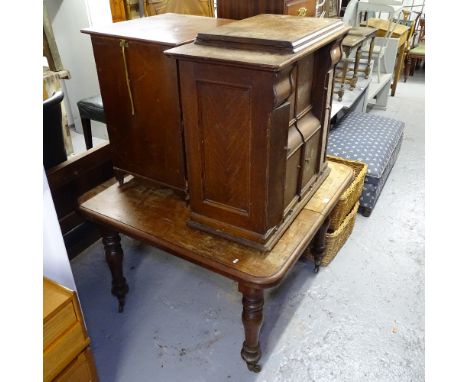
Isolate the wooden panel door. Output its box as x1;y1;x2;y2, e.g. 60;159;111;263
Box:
91;36;187;191
179;61;285;240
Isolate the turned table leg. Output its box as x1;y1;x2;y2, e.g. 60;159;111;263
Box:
102;230;129;312
310;216;331;273
350;46;362;90
337;55;349;102
365;36;376;79
238;284;264;373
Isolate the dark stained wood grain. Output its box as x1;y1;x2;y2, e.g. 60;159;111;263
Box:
83;14;234;193
166;15;349;250
239;284;264;372
46;143;114;250
79;161;353;288
102;230;129;312
216;0;317;20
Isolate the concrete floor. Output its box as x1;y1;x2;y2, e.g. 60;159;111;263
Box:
71;71;425;382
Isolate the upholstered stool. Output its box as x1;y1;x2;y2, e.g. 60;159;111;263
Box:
327;112;405;217
77;95;106;150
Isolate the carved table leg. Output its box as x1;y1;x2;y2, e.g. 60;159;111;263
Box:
310;216;331;273
102;230;129;312
238;284;264;373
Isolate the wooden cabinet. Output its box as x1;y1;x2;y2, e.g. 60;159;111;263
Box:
216;0;317;19
166;15;348;250
82;14;232;193
43;277;98;382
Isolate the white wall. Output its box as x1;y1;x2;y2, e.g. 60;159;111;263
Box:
43;170;76;290
44;0;112;133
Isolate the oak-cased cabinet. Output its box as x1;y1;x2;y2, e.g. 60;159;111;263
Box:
82;14;232;193
166;15;349;250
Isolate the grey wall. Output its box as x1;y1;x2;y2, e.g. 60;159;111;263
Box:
44;0;110;132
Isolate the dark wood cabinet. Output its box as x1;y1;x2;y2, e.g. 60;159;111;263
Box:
82;14;232;193
216;0;317;19
166;15;349;250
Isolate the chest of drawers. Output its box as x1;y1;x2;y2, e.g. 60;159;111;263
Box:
216;0;317;19
166;15;349;250
43;277;98;381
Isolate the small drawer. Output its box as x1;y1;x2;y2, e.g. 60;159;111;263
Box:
55;348;98;382
44;301;77;350
44;322;89;382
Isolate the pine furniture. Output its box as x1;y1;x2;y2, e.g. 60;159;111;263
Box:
43;277;99;381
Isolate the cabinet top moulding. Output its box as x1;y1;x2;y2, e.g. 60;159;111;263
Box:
81;13;231;46
165;14;349;69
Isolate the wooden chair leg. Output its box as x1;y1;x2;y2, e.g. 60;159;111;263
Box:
310;216;331;273
410;57;416;76
238;283;264;373
81;117;93;150
102;230;129;312
404;55;411;82
338;58;349;102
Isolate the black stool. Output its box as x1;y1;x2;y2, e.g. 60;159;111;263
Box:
77;95;106;150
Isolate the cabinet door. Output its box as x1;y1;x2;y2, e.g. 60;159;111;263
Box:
296;112;321;192
91;36;186;191
285;0;316;17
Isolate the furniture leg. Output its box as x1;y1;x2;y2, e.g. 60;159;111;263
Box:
365;37;375;79
310;216;330;273
102;230;129;312
359;205;372;217
238;284;264;373
410;58;417;75
404;55;411;82
114;169;126;186
391;43;406;96
338;54;349;102
351;46;362;90
377;50;381;83
81;117;93;150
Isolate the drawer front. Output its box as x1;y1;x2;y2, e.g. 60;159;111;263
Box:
55;348;98;382
44;322;89;382
285;0;316;17
44;301;77;350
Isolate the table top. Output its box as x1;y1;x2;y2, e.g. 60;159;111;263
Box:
79;162;353;288
342;34;367;49
365;18;409;46
81;13;232;46
348;26;378;38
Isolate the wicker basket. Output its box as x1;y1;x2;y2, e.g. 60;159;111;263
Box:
320;201;359;266
327;155;367;231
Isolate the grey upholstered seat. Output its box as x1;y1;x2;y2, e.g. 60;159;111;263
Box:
328;111;405;216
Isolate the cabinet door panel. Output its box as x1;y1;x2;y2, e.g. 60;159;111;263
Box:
91;36;186;190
